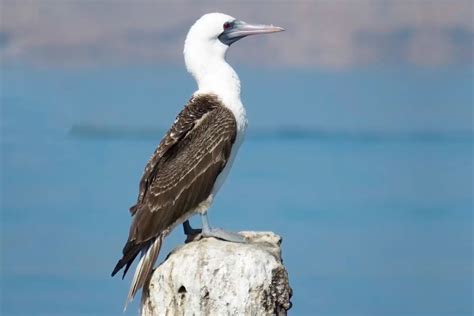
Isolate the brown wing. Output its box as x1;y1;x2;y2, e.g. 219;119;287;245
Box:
129;94;223;216
112;94;237;278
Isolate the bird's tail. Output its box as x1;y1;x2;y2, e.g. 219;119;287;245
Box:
124;234;163;311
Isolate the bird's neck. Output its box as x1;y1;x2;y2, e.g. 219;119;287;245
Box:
187;55;246;131
191;58;241;104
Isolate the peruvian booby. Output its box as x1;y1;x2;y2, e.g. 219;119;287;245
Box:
111;12;284;307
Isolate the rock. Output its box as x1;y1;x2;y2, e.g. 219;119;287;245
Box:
141;231;292;316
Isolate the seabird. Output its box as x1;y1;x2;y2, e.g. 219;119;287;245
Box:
111;12;284;307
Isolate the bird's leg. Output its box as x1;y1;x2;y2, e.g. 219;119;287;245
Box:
200;212;245;243
183;220;202;243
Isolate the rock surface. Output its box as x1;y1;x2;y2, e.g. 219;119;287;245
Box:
141;231;292;316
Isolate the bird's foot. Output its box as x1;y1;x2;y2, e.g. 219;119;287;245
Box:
201;227;246;243
183;220;202;243
197;213;245;243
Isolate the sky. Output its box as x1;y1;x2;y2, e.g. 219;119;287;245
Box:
1;0;473;70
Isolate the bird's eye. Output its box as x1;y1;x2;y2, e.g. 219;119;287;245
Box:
223;22;232;30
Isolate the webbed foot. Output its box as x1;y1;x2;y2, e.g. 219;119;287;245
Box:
200;213;245;243
201;227;245;243
183;220;202;243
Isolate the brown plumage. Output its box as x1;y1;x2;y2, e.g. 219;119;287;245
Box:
111;94;237;305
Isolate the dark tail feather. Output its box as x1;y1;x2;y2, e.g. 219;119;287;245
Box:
124;234;163;311
111;259;126;278
111;242;143;278
122;256;137;279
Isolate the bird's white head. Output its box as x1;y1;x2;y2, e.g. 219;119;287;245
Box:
184;12;284;100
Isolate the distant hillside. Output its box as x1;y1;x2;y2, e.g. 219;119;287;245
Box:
1;0;472;69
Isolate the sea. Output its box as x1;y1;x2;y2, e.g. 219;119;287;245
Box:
1;65;472;315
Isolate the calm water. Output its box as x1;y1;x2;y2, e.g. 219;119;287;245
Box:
1;65;472;315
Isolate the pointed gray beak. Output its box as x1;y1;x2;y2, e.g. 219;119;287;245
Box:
218;20;284;46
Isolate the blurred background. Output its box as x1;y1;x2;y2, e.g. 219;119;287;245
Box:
1;1;472;315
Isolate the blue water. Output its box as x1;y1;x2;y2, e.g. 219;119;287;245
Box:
1;65;472;315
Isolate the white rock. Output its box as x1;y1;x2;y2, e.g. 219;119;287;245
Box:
141;231;292;316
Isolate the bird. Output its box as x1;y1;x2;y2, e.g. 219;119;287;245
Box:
111;12;284;308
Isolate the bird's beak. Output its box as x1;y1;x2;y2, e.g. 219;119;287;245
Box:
219;20;284;46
